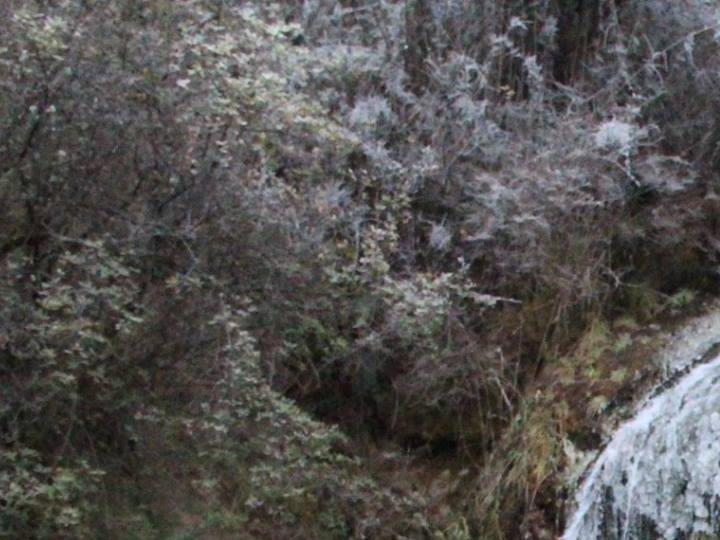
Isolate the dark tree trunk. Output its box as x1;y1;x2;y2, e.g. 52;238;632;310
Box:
404;0;434;94
553;0;602;82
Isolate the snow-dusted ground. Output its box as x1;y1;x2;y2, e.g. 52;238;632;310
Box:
564;303;720;539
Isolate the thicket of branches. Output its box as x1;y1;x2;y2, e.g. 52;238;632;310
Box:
2;0;720;538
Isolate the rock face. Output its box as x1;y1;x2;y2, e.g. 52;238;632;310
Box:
564;341;720;540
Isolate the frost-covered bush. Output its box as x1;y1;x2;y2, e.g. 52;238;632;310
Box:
0;1;441;537
3;0;720;538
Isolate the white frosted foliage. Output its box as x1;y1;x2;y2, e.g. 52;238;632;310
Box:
594;120;637;153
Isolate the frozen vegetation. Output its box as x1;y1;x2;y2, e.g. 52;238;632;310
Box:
3;0;720;538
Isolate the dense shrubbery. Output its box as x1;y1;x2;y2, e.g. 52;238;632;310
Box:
0;2;438;537
2;0;720;538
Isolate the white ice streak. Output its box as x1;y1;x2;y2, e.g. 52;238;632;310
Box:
564;351;720;539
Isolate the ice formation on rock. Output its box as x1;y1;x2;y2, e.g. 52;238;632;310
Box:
564;354;720;538
564;308;720;539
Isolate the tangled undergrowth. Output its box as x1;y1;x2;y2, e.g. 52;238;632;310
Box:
2;0;720;538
